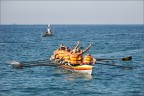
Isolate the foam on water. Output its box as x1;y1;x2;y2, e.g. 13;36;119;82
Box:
7;60;20;65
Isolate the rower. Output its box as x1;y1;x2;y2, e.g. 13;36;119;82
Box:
51;41;81;64
51;48;60;60
83;54;96;65
62;47;71;63
51;44;66;59
69;44;92;66
56;46;66;60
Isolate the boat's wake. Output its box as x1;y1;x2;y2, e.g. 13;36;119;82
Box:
7;60;23;68
7;60;20;65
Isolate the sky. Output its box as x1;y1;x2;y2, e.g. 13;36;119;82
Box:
0;0;144;24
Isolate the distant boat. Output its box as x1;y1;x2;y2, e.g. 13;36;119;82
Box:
42;24;53;37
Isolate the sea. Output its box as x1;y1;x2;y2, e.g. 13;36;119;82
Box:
0;24;144;96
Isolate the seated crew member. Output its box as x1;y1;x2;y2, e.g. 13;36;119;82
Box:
61;47;71;64
51;48;60;60
83;54;96;65
69;44;92;65
60;41;80;63
51;41;80;62
52;44;67;59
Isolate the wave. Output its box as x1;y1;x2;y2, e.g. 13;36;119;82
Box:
7;60;20;65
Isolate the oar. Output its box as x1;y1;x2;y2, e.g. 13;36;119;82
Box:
8;59;65;69
8;59;54;69
96;56;132;61
10;62;57;69
21;58;50;64
96;62;133;69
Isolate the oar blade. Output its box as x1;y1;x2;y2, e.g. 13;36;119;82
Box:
7;60;24;69
96;61;133;70
96;56;132;61
121;56;132;61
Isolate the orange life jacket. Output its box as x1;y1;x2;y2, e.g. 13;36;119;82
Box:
83;55;92;64
53;50;60;59
54;50;57;54
64;52;70;62
70;53;82;64
57;50;65;59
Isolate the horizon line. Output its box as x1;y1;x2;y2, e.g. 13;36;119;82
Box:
0;24;144;25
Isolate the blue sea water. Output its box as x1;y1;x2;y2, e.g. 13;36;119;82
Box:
0;24;144;96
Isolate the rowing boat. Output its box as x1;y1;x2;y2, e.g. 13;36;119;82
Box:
50;58;94;75
42;24;53;37
42;32;53;37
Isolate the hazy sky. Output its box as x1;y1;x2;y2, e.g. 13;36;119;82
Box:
1;0;143;24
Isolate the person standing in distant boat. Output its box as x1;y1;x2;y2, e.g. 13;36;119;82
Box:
42;24;53;37
47;24;51;35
